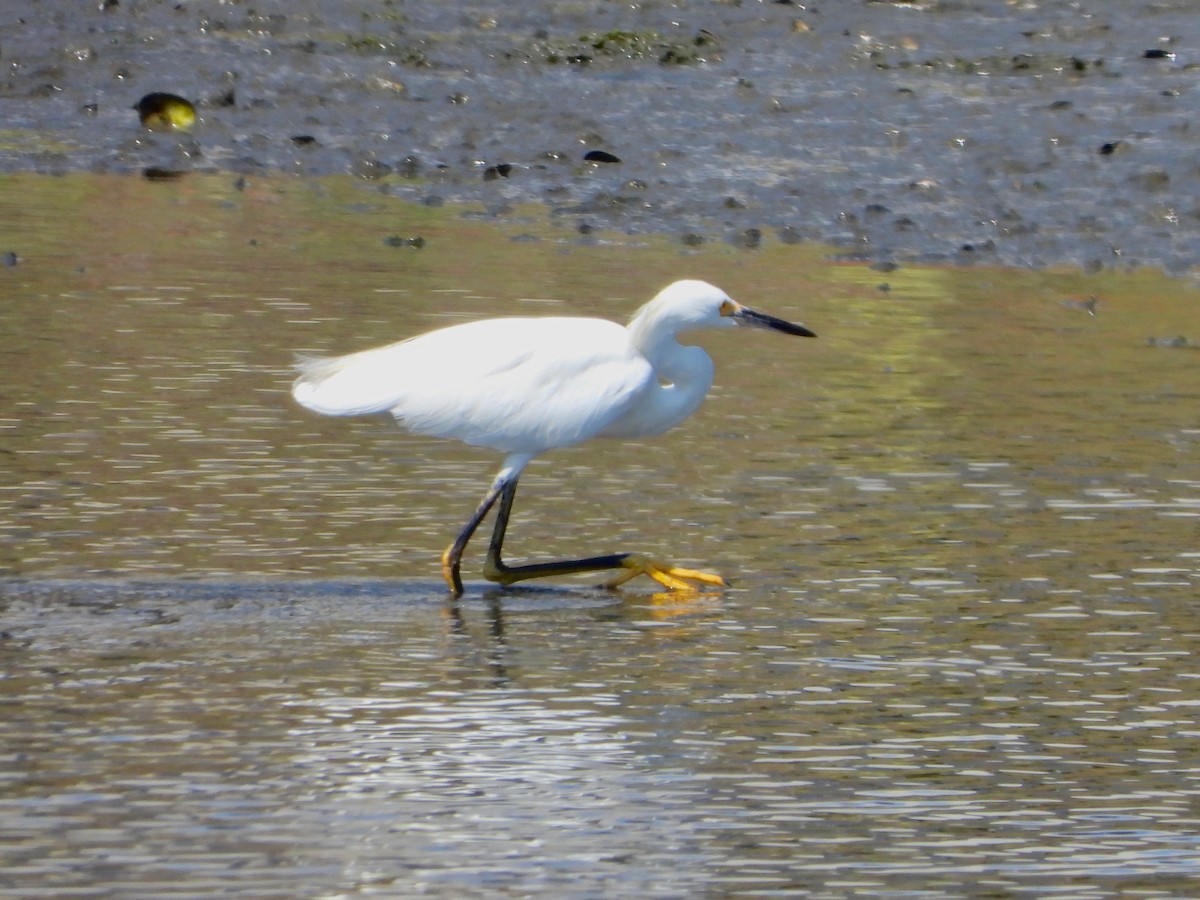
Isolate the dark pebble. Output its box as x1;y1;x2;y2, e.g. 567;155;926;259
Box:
396;156;421;178
732;227;762;249
383;235;426;249
351;159;391;180
142;167;187;181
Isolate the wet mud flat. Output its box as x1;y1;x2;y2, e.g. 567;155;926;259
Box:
5;0;1200;273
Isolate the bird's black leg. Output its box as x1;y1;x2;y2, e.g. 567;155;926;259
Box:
462;476;725;592
441;476;509;597
481;477;524;584
482;480;663;587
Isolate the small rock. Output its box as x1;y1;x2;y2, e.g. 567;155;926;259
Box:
1147;335;1192;348
1127;169;1169;191
134;92;196;130
383;235;426;249
351;158;391;180
396;156;421;178
142;167;187;181
731;227;762;249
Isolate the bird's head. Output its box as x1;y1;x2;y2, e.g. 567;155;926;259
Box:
637;280;816;338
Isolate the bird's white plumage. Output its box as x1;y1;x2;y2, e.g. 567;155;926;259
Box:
295;316;652;453
292;280;739;456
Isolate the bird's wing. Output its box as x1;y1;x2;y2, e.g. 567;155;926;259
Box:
293;317;654;454
293;319;536;416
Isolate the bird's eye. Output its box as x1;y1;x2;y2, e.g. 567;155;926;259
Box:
718;299;738;317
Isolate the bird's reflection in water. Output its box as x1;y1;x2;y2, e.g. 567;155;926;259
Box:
437;591;511;687
437;582;724;686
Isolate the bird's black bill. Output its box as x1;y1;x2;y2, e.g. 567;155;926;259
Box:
734;306;817;338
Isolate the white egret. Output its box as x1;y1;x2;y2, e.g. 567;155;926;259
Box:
292;279;815;596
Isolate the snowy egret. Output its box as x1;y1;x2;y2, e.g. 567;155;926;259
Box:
292;279;815;596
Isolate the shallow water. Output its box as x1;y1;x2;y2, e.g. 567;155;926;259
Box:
2;174;1199;897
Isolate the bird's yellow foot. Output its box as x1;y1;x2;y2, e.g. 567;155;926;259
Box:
441;546;464;596
604;553;727;591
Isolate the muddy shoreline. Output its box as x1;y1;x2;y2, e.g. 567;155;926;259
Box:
5;1;1200;273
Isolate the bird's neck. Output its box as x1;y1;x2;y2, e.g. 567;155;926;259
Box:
617;322;715;436
628;305;685;368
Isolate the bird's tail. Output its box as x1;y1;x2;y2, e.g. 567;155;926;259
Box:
291;350;403;416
